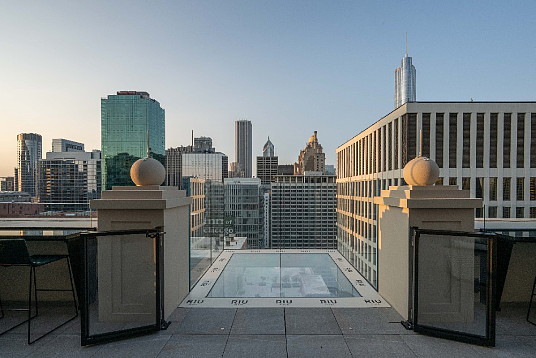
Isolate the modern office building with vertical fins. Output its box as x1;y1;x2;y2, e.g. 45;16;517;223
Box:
16;133;42;197
101;91;165;190
234;119;252;177
394;34;416;108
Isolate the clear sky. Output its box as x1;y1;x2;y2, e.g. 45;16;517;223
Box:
1;0;535;176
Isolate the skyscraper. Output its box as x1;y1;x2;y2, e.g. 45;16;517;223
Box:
224;177;261;248
394;35;416;108
101;91;165;190
16;133;42;197
234;120;252;177
294;131;325;175
256;137;278;185
51;139;84;153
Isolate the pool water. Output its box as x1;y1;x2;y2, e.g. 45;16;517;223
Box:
207;253;361;298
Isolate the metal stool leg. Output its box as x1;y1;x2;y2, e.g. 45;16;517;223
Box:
527;275;536;326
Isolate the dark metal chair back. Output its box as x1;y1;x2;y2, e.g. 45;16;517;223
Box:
0;239;31;265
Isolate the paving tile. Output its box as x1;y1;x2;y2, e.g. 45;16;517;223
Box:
231;308;285;335
172;308;236;334
401;334;488;358
0;333;55;358
93;333;171;358
25;334;100;358
333;308;410;335
223;335;286;358
286;335;351;358
471;335;536;358
285;308;340;335
345;335;417;357
158;334;227;358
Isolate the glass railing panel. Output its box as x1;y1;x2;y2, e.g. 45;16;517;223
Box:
413;230;496;346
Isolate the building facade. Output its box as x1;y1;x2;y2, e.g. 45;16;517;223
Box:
294;131;326;175
336;102;536;289
224;178;261;248
182;152;229;182
182;177;206;238
17;133;42;197
101;91;165;190
271;173;337;249
394;44;416;108
38;150;102;212
0;177;15;191
235;120;252;177
52;139;84;153
165;145;193;187
256;137;278;185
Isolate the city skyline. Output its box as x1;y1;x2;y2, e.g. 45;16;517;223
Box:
1;1;536;176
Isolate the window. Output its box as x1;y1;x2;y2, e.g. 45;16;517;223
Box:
422;113;431;158
517;177;524;201
490;113;498;168
531;178;536;201
503;177;511;201
517;113;525;168
435;113;444;168
530;207;536;218
502;207;511;218
476;113;484;168
475;177;484;199
449;113;458;168
408;114;417;160
488;206;497;218
532;114;536;168
449;177;457;185
503;113;511;168
462;113;471;168
489;177;497;201
462;177;471;191
516;207;524;218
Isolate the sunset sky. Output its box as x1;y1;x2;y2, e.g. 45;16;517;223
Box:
1;1;535;176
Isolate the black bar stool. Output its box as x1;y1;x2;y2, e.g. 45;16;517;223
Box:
528;275;536;326
0;238;78;344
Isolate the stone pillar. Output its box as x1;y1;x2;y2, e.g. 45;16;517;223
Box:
374;185;482;320
373;156;481;321
90;156;191;321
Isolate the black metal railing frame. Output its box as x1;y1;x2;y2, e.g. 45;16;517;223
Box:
410;228;497;347
78;228;166;346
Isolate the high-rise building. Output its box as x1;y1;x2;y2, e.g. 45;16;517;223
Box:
182;152;228;182
17;133;42;197
271;172;337;249
294;131;325;175
256;137;278;185
235;120;252;177
277;164;294;175
182;176;206;238
0;177;15;191
38;149;102;212
336;102;536;289
101;91;165;190
194;137;215;153
394;36;416;108
165;145;193;187
224;178;261;248
52;139;84;153
203;180;227;238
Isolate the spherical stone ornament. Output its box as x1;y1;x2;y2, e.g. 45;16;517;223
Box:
130;157;166;186
403;156;440;186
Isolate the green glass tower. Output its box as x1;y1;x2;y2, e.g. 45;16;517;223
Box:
101;91;165;190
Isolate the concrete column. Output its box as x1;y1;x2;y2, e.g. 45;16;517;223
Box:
91;185;191;321
374;185;482;320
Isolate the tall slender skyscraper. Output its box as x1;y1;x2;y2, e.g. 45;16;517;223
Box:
16;133;42;197
394;34;416;108
234;120;252;177
101;91;165;190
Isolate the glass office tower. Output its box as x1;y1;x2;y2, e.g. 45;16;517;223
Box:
17;133;42;197
101;91;165;189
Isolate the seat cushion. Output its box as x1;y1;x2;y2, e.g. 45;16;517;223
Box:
30;255;68;267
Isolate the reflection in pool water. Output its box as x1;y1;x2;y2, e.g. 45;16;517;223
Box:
207;253;361;298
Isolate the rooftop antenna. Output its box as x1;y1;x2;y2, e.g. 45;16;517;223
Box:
419;129;423;157
405;32;408;57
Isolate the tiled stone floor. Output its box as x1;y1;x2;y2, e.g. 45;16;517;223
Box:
1;303;535;357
